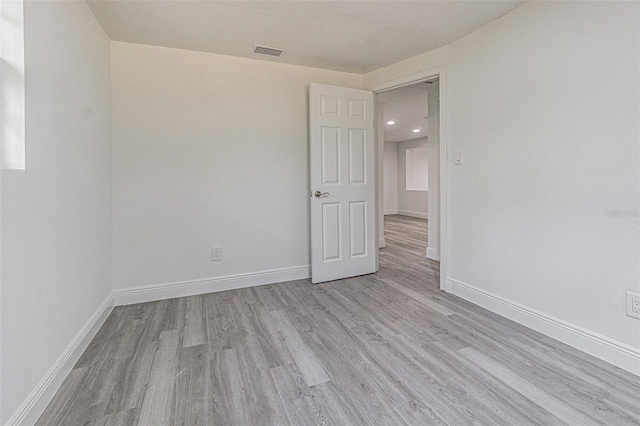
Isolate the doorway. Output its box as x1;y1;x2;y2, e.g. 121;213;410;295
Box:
375;75;443;287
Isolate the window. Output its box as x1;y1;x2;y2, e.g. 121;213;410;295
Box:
1;0;26;170
405;148;428;191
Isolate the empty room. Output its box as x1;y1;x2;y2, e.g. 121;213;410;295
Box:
1;1;639;425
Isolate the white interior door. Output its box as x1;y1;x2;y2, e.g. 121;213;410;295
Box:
310;83;376;284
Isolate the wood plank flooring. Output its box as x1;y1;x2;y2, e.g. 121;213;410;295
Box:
37;215;640;425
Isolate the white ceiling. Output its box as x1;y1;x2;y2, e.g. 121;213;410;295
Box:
86;1;525;74
378;83;429;143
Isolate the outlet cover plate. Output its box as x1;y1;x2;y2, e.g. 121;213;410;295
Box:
212;247;222;261
626;291;640;319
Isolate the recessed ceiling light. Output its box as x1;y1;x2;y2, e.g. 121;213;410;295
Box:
386;120;396;125
413;128;421;133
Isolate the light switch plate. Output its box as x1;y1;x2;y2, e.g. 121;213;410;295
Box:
454;149;463;165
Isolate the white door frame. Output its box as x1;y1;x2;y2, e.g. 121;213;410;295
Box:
371;65;449;292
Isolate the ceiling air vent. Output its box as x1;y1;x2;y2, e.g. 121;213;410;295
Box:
253;44;286;58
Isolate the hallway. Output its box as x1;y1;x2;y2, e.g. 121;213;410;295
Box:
380;214;438;291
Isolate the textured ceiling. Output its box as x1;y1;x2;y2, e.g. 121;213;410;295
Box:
86;0;525;74
378;83;429;143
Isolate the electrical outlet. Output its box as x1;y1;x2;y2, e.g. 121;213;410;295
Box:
212;247;222;261
626;291;640;319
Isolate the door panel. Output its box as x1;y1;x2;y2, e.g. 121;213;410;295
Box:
322;203;341;262
348;129;366;184
349;201;367;258
310;83;376;283
348;99;366;119
321;127;340;185
321;95;340;117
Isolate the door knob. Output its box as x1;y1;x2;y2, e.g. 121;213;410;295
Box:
314;191;330;198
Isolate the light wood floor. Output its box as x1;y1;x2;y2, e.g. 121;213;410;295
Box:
37;215;640;425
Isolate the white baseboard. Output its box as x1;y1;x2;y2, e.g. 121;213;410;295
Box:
426;247;439;260
6;293;115;426
384;209;398;215
379;237;386;248
114;265;311;306
446;278;640;376
397;209;428;219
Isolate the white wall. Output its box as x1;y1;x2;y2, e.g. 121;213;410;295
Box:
397;138;428;218
365;0;640;367
0;1;112;423
383;142;398;214
405;147;428;191
111;42;364;292
426;81;440;260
